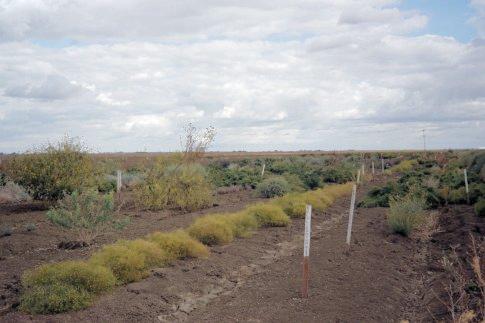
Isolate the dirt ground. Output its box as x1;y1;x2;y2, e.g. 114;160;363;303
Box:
1;178;483;322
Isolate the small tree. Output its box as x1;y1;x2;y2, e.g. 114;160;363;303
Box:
4;136;95;201
47;189;129;243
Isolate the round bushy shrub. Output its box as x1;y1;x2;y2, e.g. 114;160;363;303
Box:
475;199;485;217
20;282;92;314
4;137;95;201
188;215;235;245
255;177;290;198
245;203;290;227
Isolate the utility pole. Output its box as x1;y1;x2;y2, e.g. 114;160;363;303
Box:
422;129;426;151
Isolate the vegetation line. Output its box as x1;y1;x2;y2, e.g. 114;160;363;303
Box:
19;183;353;314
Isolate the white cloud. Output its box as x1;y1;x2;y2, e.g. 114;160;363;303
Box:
96;92;131;106
0;0;484;152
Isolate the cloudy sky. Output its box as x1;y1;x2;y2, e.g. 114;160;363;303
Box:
0;0;484;153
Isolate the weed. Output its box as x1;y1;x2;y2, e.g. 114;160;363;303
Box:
147;230;209;260
0;181;32;204
116;239;169;268
245;203;290;227
188;215;235;245
387;194;426;236
475;199;485;217
0;226;12;237
20;282;92;314
89;244;147;284
22;261;115;294
24;223;37;232
46;189;128;243
273;194;306;218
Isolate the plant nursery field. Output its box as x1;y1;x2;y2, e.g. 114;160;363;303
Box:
0;147;484;322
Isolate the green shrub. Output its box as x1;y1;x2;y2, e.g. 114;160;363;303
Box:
255;177;290;198
20;282;92;314
89;244;147;284
281;173;305;192
273;194;306;218
321;166;353;184
22;261;115;294
0;172;6;186
135;163;213;211
46;189;128;243
147;230;209;260
4;137;95;200
387;194;426;236
188;215;235;245
448;187;467;204
245;203;290;227
358;182;400;208
474;199;485;217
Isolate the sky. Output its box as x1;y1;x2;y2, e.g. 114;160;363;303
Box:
0;0;484;153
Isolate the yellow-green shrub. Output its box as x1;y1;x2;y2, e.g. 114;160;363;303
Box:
147;230;209;260
226;211;259;237
4;137;95;201
135;163;213;211
273;194;306;218
89;245;147;284
188;215;235;245
245;203;290;227
388;159;417;174
116;239;169;268
22;261;115;295
20;282;92;314
300;191;331;212
320;183;353;200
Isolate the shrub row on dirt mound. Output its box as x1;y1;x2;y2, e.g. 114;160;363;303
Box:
20;183;352;314
21;230;208;314
188;183;353;246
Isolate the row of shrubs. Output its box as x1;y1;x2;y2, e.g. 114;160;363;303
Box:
207;156;356;191
360;152;485;211
20;183;352;314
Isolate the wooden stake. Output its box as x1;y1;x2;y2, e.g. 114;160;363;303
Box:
464;169;470;204
116;170;122;192
261;163;266;177
301;204;312;298
381;158;385;173
371;161;375;175
361;163;365;176
346;184;357;245
356;169;361;184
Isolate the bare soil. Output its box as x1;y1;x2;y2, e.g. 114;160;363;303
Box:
1;178;483;322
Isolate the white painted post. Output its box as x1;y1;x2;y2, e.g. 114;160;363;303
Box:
302;204;312;298
116;170;122;192
356;169;361;184
464;169;470;204
361;163;365;176
381;158;385;173
371;161;375;175
261;163;266;177
346;184;357;245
